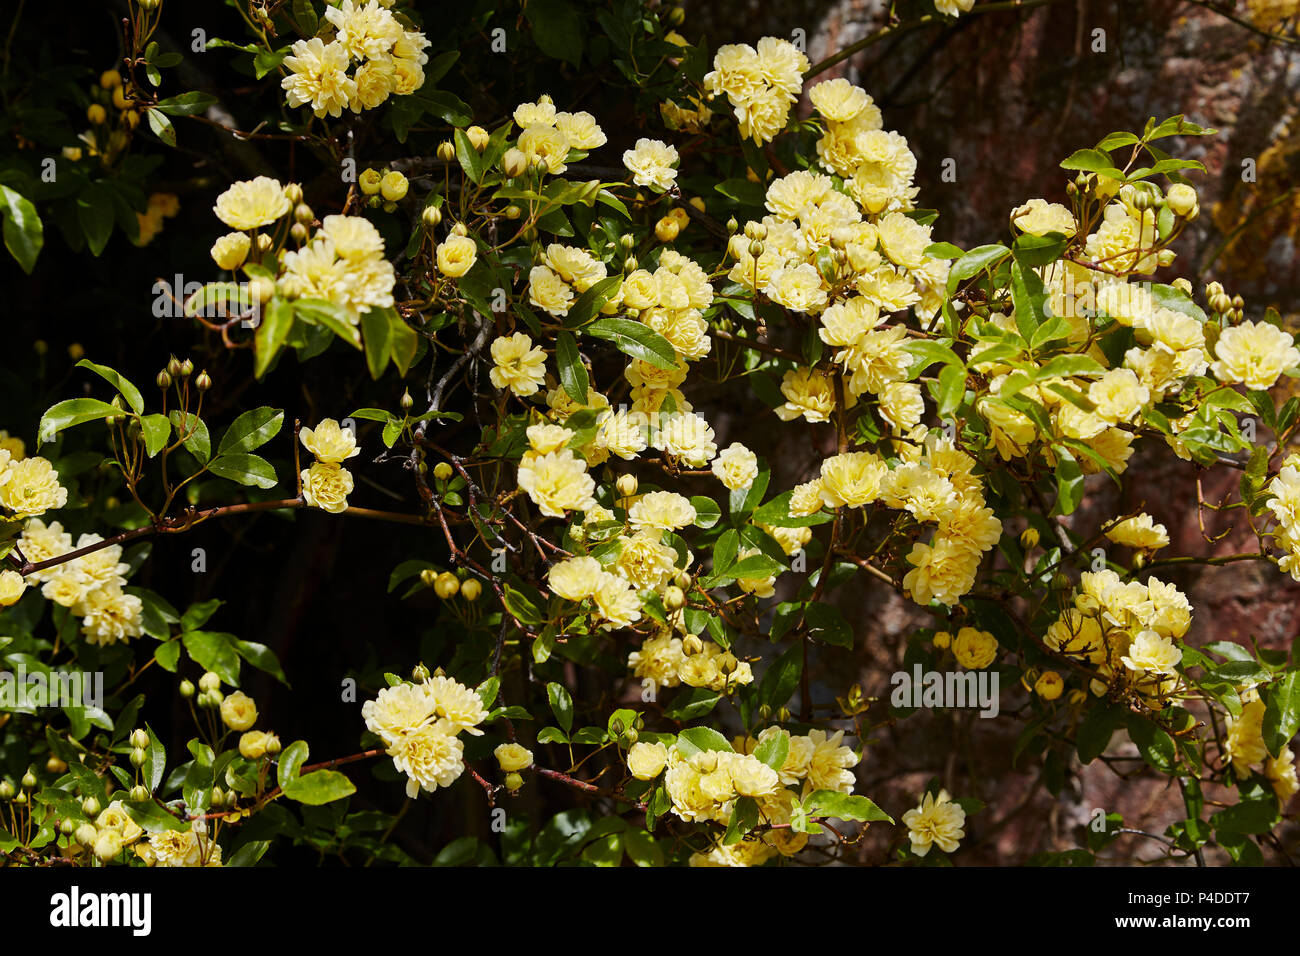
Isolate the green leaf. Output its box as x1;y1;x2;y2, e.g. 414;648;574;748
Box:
526;0;584;65
503;584;542;626
140;413;170;457
584;317;677;369
547;682;574;734
1009;260;1046;343
37;397;121;445
722;796;759;845
153;640;181;672
294;298;362;349
77;182;115;255
556;331;589;405
750;490;831;528
0;184;43;273
181;630;240;685
674;727;734;756
622;828;663;866
1011;232;1068;267
234;639;289;685
806;602;853;648
923;241;965;259
146;108;176;147
154;91;218;116
218;407;284;456
291;0;318;34
253;48;289;79
454;127;487;185
144;724;167;792
169;411;211;463
1211;792;1280;835
387;309;418;375
563;275;623;327
947;243;1010;288
282;769;355;805
1036;353;1106;379
1059;148;1122;176
759;642;802;709
277;740;310;789
1096;131;1140;150
1125;713;1176;773
690;496;721;529
753;729;789;772
804;789;893;824
1263;671;1300;758
728;553;783;579
255;296;294;378
1054;448;1085;516
934;363;967;419
355;313;391;385
1076;702;1125;763
208;453;278;489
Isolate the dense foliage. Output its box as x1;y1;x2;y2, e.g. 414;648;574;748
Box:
1;0;1298;867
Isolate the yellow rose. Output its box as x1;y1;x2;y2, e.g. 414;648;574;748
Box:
210;232;251;270
951;627;998;669
0;569;26;606
436;234;478;277
301;461;354;513
627;741;669;780
239;730;273;759
220;690;259;731
493;743;534;772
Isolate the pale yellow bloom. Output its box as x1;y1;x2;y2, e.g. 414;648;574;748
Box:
711;442;759;491
219;691;258;731
622;138;679;191
213;176;292;231
300;418;359;463
1211;320;1300;391
628;491;696;532
489;332;547;396
517;449;596;517
902;789;965;856
301;462;353;513
494;743;534;772
436;234;478;277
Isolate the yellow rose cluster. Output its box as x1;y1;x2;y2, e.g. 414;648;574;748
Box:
1267;456;1300;581
362;674;489;798
971;181;1299;480
528;243;611;318
703;37;808;144
137;822;224;867
281;0;430;117
627;631;753;693
517;423;598;518
511;94;608;176
279;213;397;324
300;418;359;513
786;427;1002;609
19;519;143;646
1222;689;1299;803
0;444;68;520
643;726;859;866
1045;570;1192;702
211;177;397;326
